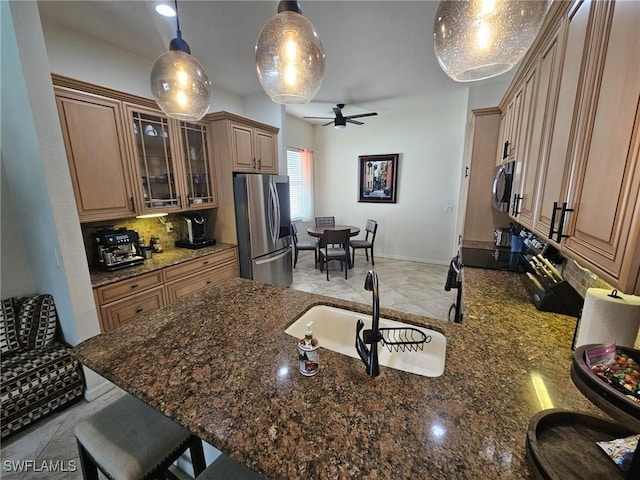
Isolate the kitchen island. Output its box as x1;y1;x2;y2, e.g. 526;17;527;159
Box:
73;270;603;479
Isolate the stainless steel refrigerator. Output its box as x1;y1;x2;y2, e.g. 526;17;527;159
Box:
233;173;293;287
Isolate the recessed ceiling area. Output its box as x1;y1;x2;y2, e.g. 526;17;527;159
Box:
37;1;515;123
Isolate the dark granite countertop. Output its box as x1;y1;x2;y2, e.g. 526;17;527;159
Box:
74;269;603;479
90;243;237;288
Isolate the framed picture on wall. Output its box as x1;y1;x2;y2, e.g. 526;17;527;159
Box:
358;154;399;203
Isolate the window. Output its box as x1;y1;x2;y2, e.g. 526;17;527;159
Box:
287;148;313;222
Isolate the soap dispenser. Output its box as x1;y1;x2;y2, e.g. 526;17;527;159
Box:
298;321;319;376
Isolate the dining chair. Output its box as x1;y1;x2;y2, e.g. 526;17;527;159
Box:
318;229;350;280
315;216;336;227
291;222;318;268
350;219;378;266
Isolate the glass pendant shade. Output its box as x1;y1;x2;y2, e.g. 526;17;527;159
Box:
434;0;548;82
150;50;211;121
255;7;325;105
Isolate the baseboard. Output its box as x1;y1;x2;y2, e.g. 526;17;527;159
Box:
83;380;115;402
354;251;450;266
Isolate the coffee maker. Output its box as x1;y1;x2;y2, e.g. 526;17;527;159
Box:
93;227;144;270
175;213;216;249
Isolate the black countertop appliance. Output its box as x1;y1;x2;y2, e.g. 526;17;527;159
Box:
93;227;144;271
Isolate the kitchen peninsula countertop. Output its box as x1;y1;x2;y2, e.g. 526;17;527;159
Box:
74;269;603;479
89;243;237;288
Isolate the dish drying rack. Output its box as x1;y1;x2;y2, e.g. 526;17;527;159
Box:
379;327;431;352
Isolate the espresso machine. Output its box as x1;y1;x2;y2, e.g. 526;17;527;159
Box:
175;213;216;249
93;227;144;270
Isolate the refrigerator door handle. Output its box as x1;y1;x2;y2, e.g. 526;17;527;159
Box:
268;179;279;244
272;179;281;241
255;247;291;265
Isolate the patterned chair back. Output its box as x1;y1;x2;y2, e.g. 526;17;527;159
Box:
315;216;335;227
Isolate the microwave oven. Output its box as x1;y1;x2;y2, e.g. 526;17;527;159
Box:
492;161;514;212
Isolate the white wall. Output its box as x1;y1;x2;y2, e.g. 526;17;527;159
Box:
2;1;108;397
313;105;468;265
41;19;246;114
1;157;34;298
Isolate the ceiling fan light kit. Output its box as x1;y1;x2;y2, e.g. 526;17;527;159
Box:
433;0;548;82
150;0;212;121
255;1;326;105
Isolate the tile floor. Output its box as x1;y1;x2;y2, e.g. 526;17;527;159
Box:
292;251;457;321
0;253;455;479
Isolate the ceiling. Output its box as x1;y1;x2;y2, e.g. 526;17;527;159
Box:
37;1;514;124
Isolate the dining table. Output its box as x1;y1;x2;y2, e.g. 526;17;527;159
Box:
306;225;360;269
306;225;361;238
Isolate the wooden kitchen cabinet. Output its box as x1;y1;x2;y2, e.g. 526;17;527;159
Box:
124;104;182;215
165;258;238;302
210;113;278;174
228;120;277;173
94;271;165;332
561;0;640;293
162;248;237;282
461;108;511;244
99;286;166;332
53;76;219;220
55;87;136;222
508;67;538;228
510;19;565;230
125;104;219;215
179;120;219;209
210;112;280;244
533;0;592;241
497;0;640;293
94;247;240;331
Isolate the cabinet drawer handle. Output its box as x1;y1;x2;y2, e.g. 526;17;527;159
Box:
252;158;256;168
203;261;209;265
502;141;510;160
130;284;139;289
129;196;136;214
135;308;143;314
257;158;262;170
206;280;212;284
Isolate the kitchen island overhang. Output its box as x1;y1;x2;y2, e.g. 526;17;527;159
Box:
73;275;599;479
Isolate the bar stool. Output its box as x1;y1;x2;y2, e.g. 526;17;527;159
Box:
74;393;206;480
197;453;264;479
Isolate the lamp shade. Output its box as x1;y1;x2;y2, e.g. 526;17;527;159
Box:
150;50;211;121
255;8;325;104
434;0;548;82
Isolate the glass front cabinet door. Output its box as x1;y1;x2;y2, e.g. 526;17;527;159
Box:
179;120;218;209
126;105;182;214
125;105;217;214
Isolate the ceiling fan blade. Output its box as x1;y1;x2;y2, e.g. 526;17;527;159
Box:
333;107;344;118
321;121;334;126
346;119;364;125
303;116;333;120
344;112;378;120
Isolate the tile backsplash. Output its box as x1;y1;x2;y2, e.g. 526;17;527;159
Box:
562;258;614;298
81;209;216;266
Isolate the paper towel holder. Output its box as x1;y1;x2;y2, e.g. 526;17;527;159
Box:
607;289;622;299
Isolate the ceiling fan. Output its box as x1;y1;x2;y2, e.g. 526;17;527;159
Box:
304;104;378;128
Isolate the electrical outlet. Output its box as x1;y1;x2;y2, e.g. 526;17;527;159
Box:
166;222;174;233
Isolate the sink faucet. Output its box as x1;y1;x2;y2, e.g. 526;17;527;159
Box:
356;270;382;377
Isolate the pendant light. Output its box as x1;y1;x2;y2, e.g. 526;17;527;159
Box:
150;0;211;121
433;0;548;82
255;1;325;105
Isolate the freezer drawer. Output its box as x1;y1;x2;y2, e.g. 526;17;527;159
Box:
251;247;292;288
